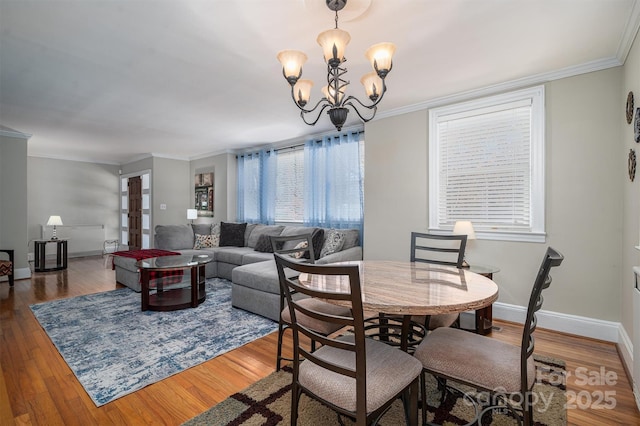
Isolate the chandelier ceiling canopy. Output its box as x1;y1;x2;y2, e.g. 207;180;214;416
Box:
277;0;396;131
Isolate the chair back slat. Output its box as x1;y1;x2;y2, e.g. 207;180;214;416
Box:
520;247;564;395
410;232;468;267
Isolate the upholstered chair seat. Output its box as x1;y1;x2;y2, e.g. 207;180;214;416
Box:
414;327;535;393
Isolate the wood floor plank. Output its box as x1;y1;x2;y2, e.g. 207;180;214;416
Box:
1;255;638;425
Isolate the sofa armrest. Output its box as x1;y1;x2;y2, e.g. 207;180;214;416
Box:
316;246;363;264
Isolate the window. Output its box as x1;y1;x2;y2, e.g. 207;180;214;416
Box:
237;132;364;233
275;148;304;222
429;86;545;242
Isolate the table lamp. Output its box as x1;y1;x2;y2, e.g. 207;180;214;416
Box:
187;209;198;224
453;220;476;267
47;215;63;240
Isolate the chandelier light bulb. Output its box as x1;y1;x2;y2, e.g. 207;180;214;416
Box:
365;42;396;78
322;85;345;106
317;28;351;68
277;50;308;84
294;79;314;107
360;72;382;101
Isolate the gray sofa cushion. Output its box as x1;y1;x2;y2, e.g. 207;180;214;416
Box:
216;246;254;264
232;260;282;294
154;225;195;250
191;223;212;236
242;251;275;265
246;224;285;248
244;223;257;246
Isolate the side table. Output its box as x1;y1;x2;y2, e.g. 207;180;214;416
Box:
34;239;68;272
466;263;500;335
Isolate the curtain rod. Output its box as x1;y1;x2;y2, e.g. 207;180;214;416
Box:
236;130;364;159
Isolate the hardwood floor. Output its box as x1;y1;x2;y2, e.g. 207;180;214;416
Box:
1;255;639;425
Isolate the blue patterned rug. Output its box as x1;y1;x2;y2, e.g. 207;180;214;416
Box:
30;278;278;407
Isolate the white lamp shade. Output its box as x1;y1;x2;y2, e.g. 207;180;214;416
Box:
360;71;383;100
47;215;63;226
321;84;345;106
317;28;351;65
453;220;476;240
365;42;396;75
277;50;307;81
187;209;198;220
293;79;314;106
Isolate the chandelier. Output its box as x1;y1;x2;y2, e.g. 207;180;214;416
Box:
277;0;396;131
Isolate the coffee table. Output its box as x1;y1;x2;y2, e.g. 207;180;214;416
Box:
136;254;213;311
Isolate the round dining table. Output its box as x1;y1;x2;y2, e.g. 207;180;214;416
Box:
298;260;499;350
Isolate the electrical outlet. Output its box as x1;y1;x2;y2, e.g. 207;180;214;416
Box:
160;204;167;210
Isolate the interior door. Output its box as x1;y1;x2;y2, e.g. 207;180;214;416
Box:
128;176;142;250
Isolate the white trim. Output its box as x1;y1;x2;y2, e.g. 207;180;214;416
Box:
617;0;640;63
619;324;640;411
27;153;119;166
0;267;31;282
428;86;545;241
493;302;620;342
0;128;32;139
619;324;634;380
376;57;622;121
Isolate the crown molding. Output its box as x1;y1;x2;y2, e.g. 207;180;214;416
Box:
617;0;640;63
27;153;120;166
0;128;32;139
375;57;624;120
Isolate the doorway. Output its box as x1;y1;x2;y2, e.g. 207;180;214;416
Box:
127;176;142;250
120;171;151;250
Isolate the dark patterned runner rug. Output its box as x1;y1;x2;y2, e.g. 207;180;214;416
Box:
183;354;566;425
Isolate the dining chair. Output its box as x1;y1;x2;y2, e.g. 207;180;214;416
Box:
413;247;564;426
0;249;15;287
271;234;351;371
274;253;422;426
410;232;468;330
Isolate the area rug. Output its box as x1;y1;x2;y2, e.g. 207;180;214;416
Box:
183;355;566;426
30;278;278;407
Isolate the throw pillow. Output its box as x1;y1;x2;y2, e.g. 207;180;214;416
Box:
254;234;275;253
290;241;308;259
219;222;247;247
303;228;325;260
193;233;218;249
320;229;346;258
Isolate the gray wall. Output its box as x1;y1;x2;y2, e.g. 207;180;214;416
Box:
27;157;120;254
621;31;640;347
190;152;237;224
364;67;624;322
152;157;190;226
0;131;29;275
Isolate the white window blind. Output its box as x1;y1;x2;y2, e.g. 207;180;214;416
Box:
275;148;304;222
429;86;545;242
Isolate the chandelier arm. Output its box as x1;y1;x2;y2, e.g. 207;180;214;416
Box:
300;103;332;126
345;78;389;110
344;100;377;123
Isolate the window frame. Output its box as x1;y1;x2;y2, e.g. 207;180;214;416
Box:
428;85;546;243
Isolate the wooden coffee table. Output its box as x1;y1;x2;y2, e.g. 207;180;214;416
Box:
136;254;213;311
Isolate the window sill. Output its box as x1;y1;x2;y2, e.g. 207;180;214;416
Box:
430;228;546;243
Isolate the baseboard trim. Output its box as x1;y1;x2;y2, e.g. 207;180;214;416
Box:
0;267;31;283
493;302;620;342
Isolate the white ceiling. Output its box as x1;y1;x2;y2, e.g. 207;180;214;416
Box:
0;0;638;165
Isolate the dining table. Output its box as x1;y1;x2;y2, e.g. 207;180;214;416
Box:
298;260;499;350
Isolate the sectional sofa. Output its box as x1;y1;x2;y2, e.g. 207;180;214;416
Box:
112;222;362;320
